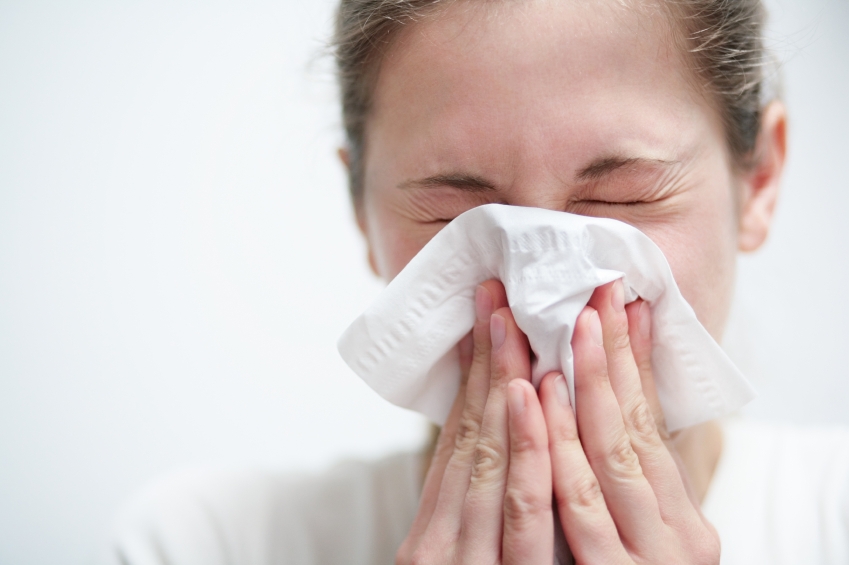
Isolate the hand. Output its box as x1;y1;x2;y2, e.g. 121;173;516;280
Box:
396;280;556;565
530;280;720;564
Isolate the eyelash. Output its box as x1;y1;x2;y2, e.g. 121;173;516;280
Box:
579;200;647;206
570;199;651;212
424;200;650;225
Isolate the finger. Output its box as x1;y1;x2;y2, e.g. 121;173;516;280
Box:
539;372;629;565
460;307;531;561
628;301;711;521
624;300;666;434
590;284;668;444
501;379;554;565
593;283;699;526
572;304;663;547
427;281;508;535
421;333;474;506
398;334;472;562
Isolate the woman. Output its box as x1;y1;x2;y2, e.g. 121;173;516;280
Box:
110;0;849;563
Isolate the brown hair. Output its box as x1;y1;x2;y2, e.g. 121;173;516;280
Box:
333;0;772;203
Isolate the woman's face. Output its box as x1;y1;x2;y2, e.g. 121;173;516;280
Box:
355;0;779;340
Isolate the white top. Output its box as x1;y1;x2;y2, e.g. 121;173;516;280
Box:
702;420;849;564
108;420;849;565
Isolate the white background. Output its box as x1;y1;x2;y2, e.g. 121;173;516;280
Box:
0;0;847;563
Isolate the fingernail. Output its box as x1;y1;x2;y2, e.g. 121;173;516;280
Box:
554;374;570;407
589;310;603;347
507;380;526;416
612;280;625;313
639;301;651;338
475;285;492;322
491;314;506;349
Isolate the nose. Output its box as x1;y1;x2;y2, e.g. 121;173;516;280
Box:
496;180;570;213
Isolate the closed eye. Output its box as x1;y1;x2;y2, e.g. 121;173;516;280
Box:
576;199;648;206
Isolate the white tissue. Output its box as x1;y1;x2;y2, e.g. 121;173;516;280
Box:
338;204;754;431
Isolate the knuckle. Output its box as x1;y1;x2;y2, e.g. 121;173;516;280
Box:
453;415;481;454
549;418;580;448
601;437;642;479
470;437;507;485
636;355;653;377
567;473;604;510
626;399;658;443
503;486;549;526
472;327;491;359
511;429;544;455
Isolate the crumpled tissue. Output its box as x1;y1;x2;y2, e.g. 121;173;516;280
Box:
338;204;754;431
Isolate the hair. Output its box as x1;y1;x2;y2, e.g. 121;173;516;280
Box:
333;0;772;204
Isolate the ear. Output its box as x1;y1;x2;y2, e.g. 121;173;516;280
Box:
339;146;381;277
737;101;787;252
354;205;381;277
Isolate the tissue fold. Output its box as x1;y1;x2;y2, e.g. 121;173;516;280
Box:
338;204;754;431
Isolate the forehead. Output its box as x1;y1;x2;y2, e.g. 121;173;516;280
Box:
368;0;715;178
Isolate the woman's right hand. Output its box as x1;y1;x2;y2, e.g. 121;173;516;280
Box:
396;280;556;565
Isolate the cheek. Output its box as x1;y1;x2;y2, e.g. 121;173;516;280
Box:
364;191;441;280
644;187;738;340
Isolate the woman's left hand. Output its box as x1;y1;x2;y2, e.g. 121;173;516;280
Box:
517;280;721;564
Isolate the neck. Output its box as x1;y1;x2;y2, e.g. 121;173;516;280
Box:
671;419;724;504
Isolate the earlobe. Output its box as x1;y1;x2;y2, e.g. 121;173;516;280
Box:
738;101;787;252
338;147;351;170
366;248;380;277
354;206;382;278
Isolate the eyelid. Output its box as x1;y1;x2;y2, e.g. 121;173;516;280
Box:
571;182;679;207
573;199;648;206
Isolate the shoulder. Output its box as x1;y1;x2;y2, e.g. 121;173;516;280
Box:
106;452;423;565
704;419;849;565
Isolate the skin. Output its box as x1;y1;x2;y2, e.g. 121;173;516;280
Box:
343;0;786;562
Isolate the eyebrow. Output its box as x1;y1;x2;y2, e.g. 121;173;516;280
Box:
398;174;497;192
575;156;680;182
397;157;680;191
